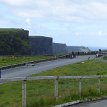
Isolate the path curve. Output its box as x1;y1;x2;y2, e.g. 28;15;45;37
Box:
1;55;95;78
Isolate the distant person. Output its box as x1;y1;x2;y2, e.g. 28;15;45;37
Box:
88;57;90;60
78;52;80;55
99;49;102;54
72;52;74;58
96;53;99;57
69;53;72;59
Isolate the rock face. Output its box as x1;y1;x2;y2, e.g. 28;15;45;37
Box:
0;28;31;55
52;43;67;55
67;46;91;53
0;28;92;56
29;36;53;55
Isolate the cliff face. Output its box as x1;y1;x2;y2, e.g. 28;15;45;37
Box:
0;28;31;55
52;43;67;55
0;28;92;56
67;46;91;53
29;36;53;55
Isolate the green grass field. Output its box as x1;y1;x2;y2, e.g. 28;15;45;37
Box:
0;60;107;107
0;56;53;67
103;56;107;60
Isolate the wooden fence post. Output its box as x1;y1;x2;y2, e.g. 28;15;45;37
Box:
79;78;82;98
97;77;101;94
22;80;27;107
0;69;1;78
54;76;59;99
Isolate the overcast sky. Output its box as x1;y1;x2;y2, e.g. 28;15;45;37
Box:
0;0;107;48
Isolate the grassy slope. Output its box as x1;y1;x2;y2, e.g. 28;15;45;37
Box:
0;56;52;67
0;60;107;107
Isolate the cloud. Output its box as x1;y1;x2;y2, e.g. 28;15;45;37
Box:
1;0;107;23
16;9;43;18
25;18;31;25
1;0;27;6
98;31;102;36
75;32;81;36
88;2;107;19
0;0;51;7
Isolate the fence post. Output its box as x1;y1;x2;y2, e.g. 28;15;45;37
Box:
0;69;1;78
54;76;59;99
79;78;82;98
97;77;101;94
22;80;27;107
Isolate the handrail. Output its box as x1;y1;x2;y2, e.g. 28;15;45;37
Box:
0;75;107;82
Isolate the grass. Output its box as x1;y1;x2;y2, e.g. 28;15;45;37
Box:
103;56;107;60
0;60;107;106
0;56;53;67
34;59;107;76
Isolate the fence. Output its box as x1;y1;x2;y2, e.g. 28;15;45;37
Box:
0;75;107;107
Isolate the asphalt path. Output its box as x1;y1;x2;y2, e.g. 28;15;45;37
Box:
1;55;95;78
71;99;107;107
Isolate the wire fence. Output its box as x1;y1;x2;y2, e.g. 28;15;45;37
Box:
0;75;107;107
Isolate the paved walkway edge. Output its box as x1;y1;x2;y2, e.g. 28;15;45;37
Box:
54;100;81;107
54;96;107;107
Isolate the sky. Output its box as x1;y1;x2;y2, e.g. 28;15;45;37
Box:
0;0;107;48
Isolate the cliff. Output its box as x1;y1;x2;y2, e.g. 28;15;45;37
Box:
67;46;91;53
29;36;53;55
0;28;31;55
52;43;67;55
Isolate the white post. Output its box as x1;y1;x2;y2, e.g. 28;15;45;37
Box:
97;78;101;94
22;80;26;107
0;69;1;78
54;76;59;99
79;78;82;98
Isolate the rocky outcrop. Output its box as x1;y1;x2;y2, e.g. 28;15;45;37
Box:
29;36;53;55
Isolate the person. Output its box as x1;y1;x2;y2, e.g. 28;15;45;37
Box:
72;52;74;58
88;57;90;60
96;54;98;57
78;52;79;55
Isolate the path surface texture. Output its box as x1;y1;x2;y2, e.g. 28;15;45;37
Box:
71;99;107;107
1;55;95;78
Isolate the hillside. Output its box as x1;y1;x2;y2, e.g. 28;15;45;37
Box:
0;28;31;55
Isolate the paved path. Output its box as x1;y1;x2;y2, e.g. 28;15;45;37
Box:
71;99;107;107
1;55;95;78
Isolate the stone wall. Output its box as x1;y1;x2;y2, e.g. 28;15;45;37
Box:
29;36;53;55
